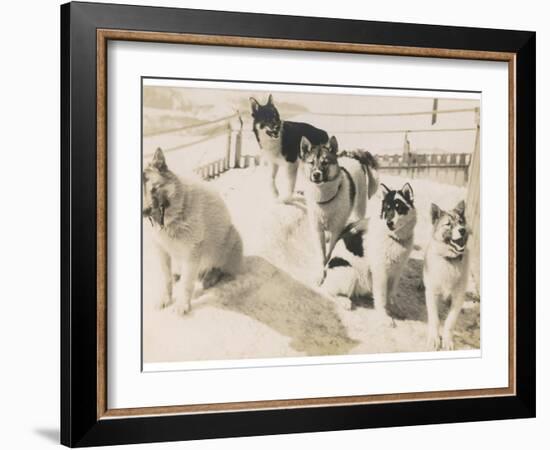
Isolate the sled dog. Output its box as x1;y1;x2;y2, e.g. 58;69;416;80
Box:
300;135;379;283
323;183;416;324
423;200;470;350
142;148;243;315
250;94;328;202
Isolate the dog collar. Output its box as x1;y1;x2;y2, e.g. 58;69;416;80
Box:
388;233;412;247
316;183;342;205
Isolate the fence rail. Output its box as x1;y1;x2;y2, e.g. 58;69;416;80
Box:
143;106;478;187
192;150;472;186
144;112;238;138
306;107;477;118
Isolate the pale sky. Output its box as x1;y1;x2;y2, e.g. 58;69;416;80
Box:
144;84;480;154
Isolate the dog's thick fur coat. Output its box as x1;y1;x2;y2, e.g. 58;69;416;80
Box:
423;200;470;350
300;136;379;283
143;148;243;314
323;183;416;323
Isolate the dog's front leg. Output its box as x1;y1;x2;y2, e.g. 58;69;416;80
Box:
174;245;202;316
425;285;441;350
154;244;173;309
441;292;465;350
372;271;394;327
269;163;279;199
313;224;327;286
279;162;298;203
325;231;340;265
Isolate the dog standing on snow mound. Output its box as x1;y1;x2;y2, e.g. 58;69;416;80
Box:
300;135;379;285
142;148;243;316
250;94;329;203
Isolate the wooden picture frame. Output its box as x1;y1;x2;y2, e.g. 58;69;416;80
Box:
61;1;535;447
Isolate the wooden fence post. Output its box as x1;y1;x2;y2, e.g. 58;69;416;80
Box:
402;131;411;164
465;107;480;295
227;112;243;169
225;122;232;170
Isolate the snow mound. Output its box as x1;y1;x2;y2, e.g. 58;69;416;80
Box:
143;166;479;364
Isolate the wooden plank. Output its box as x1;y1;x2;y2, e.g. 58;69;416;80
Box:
466;121;481;295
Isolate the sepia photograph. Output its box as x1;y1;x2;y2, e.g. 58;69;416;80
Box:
141;79;481;367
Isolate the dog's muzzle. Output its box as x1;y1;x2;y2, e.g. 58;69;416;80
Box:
449;236;466;254
142;207;155;227
311;170;324;183
266;126;280;138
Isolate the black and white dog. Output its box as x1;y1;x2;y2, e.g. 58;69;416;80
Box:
323;183;416;324
250;94;328;202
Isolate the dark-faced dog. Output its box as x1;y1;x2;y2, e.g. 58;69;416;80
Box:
250;94;328;202
323;183;416;326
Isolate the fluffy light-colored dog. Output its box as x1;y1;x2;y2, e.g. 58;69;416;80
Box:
423;200;470;350
142;148;243;315
323;183;417;324
300;136;379;284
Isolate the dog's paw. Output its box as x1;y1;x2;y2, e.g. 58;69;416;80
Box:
155;293;173;310
174;301;191;316
426;329;441;351
334;295;353;311
277;195;294;204
441;332;455;351
269;187;280;200
374;310;396;328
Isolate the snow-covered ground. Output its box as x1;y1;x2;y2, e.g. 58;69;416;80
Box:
143;164;480;364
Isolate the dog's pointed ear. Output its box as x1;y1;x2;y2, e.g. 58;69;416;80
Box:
379;184;390;218
431;203;442;224
300;136;312;159
151;148;168;172
454;200;466;217
328;136;338;154
401;182;414;205
249;97;260;114
267;94;274;105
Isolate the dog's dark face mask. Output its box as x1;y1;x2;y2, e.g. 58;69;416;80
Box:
142;148;170;228
380;183;415;231
431;200;469;257
250;94;282;139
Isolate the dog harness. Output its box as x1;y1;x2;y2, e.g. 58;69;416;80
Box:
315;167;355;205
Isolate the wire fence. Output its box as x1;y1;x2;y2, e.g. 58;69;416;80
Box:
142;106;479;186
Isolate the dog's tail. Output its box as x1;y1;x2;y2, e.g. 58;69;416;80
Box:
340;149;379;199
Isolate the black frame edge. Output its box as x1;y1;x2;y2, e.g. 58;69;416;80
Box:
60;2;71;447
61;2;101;446
514;32;536;417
